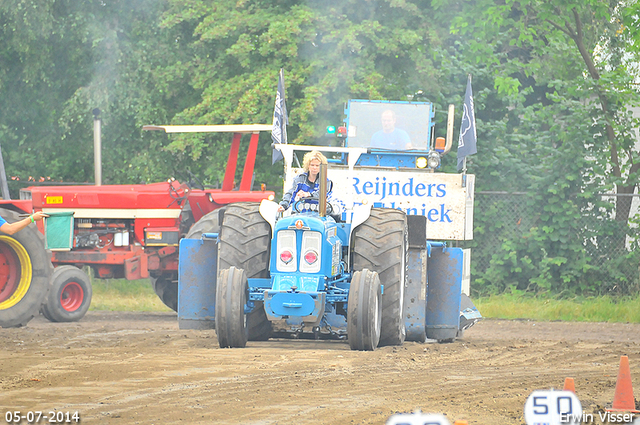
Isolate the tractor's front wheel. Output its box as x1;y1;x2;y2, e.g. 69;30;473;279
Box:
41;266;92;322
352;208;408;346
216;267;248;348
348;269;382;351
0;209;51;328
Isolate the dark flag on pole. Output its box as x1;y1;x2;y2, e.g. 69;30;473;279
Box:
457;75;477;172
271;68;288;164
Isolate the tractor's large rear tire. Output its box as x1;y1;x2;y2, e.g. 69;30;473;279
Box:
150;273;178;312
0;209;51;328
216;267;248;348
352;208;407;346
218;203;272;341
185;208;223;241
41;266;92;322
348;269;382;351
150;208;224;312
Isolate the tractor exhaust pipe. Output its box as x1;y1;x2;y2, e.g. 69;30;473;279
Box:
93;108;102;186
0;142;11;199
319;163;327;217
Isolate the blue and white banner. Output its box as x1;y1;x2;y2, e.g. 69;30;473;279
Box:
285;165;475;240
457;75;477;171
271;68;288;164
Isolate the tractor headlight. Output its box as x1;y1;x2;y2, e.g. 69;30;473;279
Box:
277;230;297;272
416;157;428;169
300;231;321;273
303;249;318;265
427;151;441;169
280;250;294;264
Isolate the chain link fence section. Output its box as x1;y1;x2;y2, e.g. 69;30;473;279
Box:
463;191;528;276
465;191;640;295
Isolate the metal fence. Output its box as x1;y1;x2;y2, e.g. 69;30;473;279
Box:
462;191;640;295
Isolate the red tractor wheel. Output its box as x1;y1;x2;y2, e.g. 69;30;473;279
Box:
41;266;92;322
0;209;51;328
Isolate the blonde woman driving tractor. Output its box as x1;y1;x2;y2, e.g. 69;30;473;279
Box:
277;150;333;213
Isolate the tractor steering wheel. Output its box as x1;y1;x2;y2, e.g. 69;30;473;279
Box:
293;196;334;215
176;170;205;191
186;171;206;191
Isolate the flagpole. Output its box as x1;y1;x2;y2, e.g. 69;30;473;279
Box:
279;68;286;172
464;74;470;176
462;74;471;176
280;68;286;147
463;74;470;176
272;68;289;165
457;73;476;174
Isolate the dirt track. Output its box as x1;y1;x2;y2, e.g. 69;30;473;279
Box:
1;312;639;425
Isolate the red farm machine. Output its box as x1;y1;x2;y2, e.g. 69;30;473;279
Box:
0;125;274;328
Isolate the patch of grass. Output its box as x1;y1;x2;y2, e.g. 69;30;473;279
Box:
89;278;173;312
88;277;640;323
475;293;640;323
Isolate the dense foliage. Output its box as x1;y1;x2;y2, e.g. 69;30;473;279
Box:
456;1;640;296
1;0;639;295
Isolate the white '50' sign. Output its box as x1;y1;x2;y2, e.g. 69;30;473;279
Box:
524;390;582;425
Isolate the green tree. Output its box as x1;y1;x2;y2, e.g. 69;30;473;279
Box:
0;0;470;193
441;0;640;295
0;0;94;190
0;0;198;192
442;0;640;220
152;0;460;191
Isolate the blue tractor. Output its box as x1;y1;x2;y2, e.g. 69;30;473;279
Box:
178;99;481;350
214;182;407;350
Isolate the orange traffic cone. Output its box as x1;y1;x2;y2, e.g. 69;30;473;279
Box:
606;356;639;413
563;377;575;394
